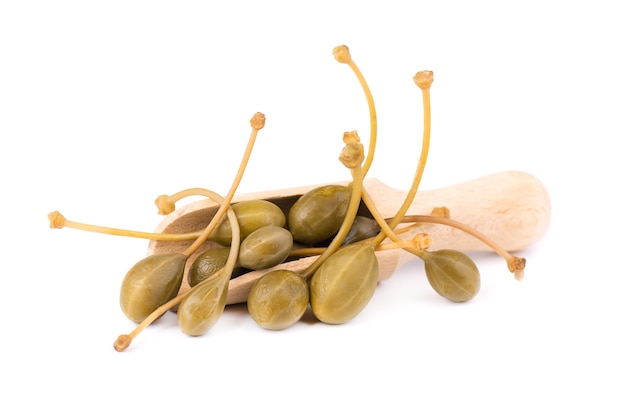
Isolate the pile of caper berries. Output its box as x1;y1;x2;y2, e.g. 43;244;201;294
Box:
48;45;526;352
191;184;382;330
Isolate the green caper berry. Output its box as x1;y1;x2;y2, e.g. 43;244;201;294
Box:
177;273;229;336
288;184;351;245
342;215;381;245
119;253;186;323
247;270;309;330
238;225;293;270
422;249;480;302
310;245;379;324
210;200;286;246
187;247;232;287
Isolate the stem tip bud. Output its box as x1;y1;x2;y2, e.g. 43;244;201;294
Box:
113;334;132;352
412;233;432;251
333;45;351;64
414;70;434;89
339;141;364;169
250;112;266;130
48;211;66;229
508;257;526;281
342;130;361;145
154;195;176;215
339;131;364;168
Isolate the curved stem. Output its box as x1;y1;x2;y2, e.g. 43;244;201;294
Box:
48;211;201;241
347;60;377;177
400;214;526;279
182;113;264;257
360;189;402;243
370;71;433;247
333;45;377;178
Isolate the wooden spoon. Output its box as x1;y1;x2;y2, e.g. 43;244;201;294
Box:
148;170;550;305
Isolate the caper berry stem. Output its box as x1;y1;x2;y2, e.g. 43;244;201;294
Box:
183;113;263;256
154;113;264;257
114;189;241;351
359;188;404;244
48;210;200;241
333;45;377;178
400;214;526;280
371;71;433;248
301;134;365;280
51;112;264;248
288;247;326;258
114;291;183;351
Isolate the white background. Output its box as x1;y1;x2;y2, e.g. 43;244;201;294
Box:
2;1;625;416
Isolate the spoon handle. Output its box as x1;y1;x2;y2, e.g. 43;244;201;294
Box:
366;170;551;253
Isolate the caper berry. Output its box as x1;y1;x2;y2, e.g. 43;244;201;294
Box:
342;215;381;245
119;253;186;323
421;249;480;302
238;225;293;270
177;273;229;336
210;200;286;246
247;270;309;330
288;184;351;245
310;245;379;324
187;247;232;287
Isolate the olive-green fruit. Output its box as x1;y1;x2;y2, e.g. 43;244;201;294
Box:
288;185;351;245
238;225;293;270
422;249;480;302
247;270;309;330
210;200;286;246
177;274;229;336
342;215;381;245
120;253;186;323
187;247;231;287
310;245;379;324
